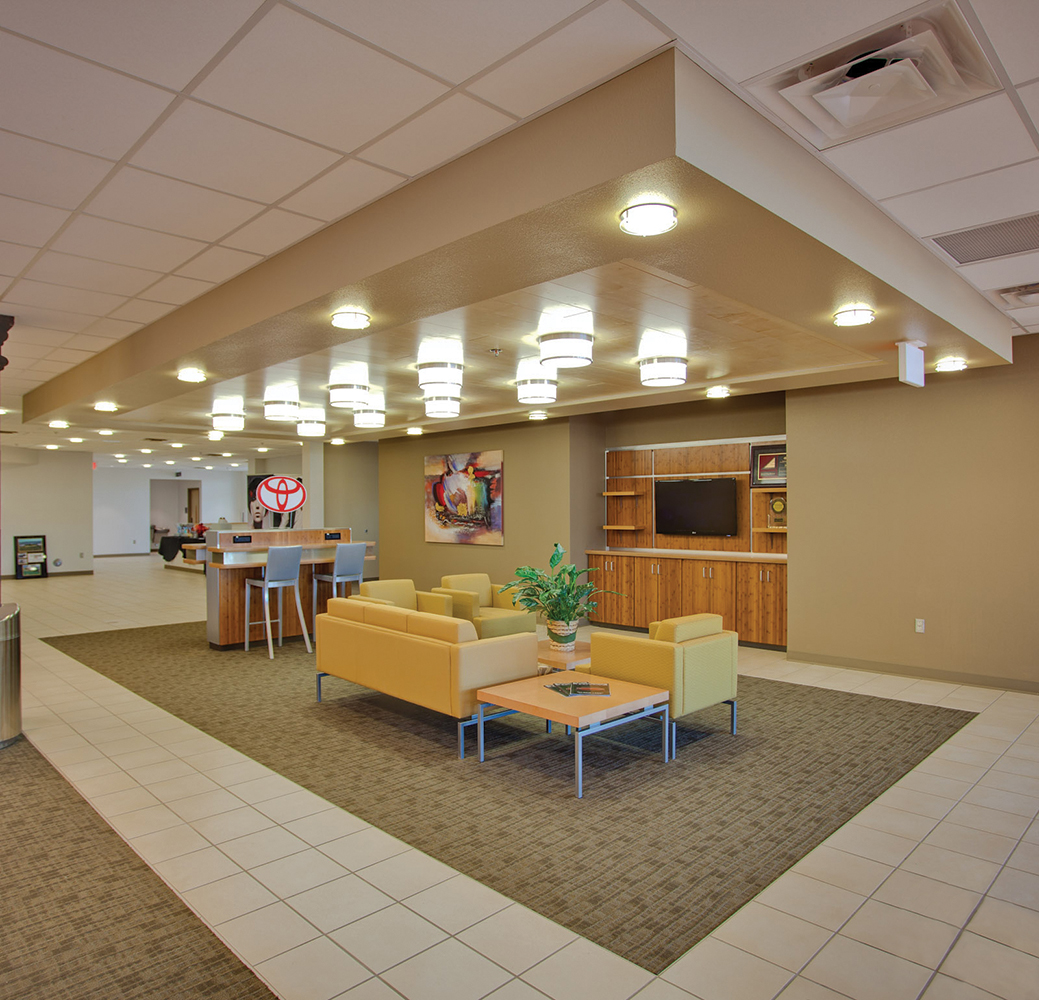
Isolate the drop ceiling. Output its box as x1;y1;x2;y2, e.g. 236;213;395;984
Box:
2;0;1037;461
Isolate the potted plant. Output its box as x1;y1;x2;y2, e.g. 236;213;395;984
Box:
499;543;614;651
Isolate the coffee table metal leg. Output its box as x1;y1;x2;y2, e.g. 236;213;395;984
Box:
477;703;485;762
575;729;583;798
662;704;670;763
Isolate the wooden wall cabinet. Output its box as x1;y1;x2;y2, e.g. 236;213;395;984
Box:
681;559;736;632
588;554;636;626
736;561;787;646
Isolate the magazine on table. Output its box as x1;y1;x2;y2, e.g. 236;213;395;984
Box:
545;681;611;697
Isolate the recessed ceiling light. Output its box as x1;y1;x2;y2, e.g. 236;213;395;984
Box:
935;356;968;372
330;308;371;330
69;437;84;443
256;447;269;453
330;438;346;445
94;401;118;412
0;408;8;415
177;366;207;383
230;463;239;468
171;442;184;448
143;463;152;468
204;465;213;470
706;386;731;399
528;410;549;420
98;429;114;436
619;202;677;236
165;460;174;465
191;456;201;461
114;453;126;458
118;458;128;463
221;452;232;457
833;305;875;327
207;429;224;441
406;427;423;436
49;419;70;429
140;448;152;454
45;444;59;450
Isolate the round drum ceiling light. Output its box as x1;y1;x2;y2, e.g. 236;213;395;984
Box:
94;401;118;412
330;309;370;330
296;406;326;437
49;419;70;429
935;356;968;372
264;384;300;422
528;410;549;421
207;429;224;441
833;305;875;327
177;366;207;383
417;338;464;396
706;386;731;399
536;307;594;368
639;357;687;386
354;389;386;429
330;438;346;446
212;396;246;432
328;361;370;409
619;202;677;236
516;356;558;404
406;427;424;436
425;394;460;419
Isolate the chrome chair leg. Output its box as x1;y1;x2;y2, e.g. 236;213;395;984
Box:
244;582;251;652
263;587;274;659
277;587;284;647
294;582;312;653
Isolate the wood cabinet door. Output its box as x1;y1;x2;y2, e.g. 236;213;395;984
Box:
633;557;655;628
656;558;685;621
684;560;736;631
611;556;636;626
764;563;787;646
736;562;786;645
587;554;608;622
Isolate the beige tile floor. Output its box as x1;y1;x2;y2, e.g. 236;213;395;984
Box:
5;556;1039;1000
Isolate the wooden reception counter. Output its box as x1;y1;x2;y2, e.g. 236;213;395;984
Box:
205;527;353;649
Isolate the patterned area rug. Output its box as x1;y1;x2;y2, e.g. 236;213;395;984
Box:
0;737;274;1000
45;622;974;974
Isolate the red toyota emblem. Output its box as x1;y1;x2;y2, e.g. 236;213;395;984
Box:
256;476;307;513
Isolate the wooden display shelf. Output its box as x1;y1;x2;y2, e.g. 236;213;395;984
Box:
602;490;639;496
602;525;640;531
752;527;788;533
751;486;787;491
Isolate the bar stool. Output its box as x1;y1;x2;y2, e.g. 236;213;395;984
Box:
311;541;366;633
245;545;312;659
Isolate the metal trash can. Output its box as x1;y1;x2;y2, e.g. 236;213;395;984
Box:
0;604;21;749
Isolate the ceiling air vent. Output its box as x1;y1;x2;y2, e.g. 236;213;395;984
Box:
745;0;999;149
996;282;1039;309
932;212;1039;264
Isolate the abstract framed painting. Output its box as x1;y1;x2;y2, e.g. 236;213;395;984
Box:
424;451;503;545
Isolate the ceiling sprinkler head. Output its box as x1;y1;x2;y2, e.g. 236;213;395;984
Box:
488;347;503;356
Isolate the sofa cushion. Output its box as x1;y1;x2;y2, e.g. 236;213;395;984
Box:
359;579;417;610
654;613;723;643
327;597;366;621
408;612;478;644
363;604;413;631
441;573;492;607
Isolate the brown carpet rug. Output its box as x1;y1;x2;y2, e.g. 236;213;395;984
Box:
0;737;274;1000
45;622;974;974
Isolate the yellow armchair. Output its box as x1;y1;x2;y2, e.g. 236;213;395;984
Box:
585;613;737;756
349;579;452;616
432;573;536;639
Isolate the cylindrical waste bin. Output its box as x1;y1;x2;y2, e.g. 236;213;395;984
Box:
0;604;21;749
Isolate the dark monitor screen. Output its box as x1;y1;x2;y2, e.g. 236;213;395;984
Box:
654;477;738;536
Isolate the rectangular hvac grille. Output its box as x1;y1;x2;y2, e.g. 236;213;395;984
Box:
933;212;1039;264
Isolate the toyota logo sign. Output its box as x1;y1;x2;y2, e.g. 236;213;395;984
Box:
256;476;307;513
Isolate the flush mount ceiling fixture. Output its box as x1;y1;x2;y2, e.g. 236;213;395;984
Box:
406;427;424;436
528;410;549;420
537;307;594;368
177;366;207;383
619;202;677;236
515;356;558;404
329;361;370;409
331;308;371;330
264;384;300;421
354;389;386;429
706;386;731;398
94;401;118;412
330;438;346;445
833;305;875;327
48;419;69;429
212;396;246;432
637;329;687;386
935;356;967;371
207;430;224;441
297;406;326;437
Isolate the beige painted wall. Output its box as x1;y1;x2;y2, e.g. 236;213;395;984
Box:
379;420;571;592
787;333;1039;691
324;442;379;578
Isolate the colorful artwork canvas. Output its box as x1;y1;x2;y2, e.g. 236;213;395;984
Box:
424;451;504;545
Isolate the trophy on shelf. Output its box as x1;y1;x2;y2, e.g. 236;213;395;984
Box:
767;495;787;528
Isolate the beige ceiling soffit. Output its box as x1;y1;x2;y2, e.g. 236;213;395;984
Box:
23;52;680;423
670;52;1013;361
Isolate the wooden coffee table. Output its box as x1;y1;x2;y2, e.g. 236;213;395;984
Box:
475;672;671;798
536;639;591;672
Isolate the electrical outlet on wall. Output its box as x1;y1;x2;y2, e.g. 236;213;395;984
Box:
915;618;926;633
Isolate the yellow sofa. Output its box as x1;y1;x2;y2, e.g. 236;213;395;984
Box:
432;573;536;639
583;613;737;756
316;597;539;756
349;578;452;616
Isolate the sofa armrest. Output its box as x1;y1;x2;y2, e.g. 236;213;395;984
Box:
416;590;452;616
452;631;539;717
490;585;519;610
348;594;394;606
589;632;683;712
432;587;479;621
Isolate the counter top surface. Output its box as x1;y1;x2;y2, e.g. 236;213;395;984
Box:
586;548;786;563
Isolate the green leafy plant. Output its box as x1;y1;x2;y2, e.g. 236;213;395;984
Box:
499;543;617;622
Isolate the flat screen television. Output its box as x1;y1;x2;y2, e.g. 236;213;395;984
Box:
654;477;738;536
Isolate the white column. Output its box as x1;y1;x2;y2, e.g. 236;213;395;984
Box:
301;441;325;528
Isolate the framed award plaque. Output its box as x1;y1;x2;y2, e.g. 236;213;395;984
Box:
767;495;787;528
750;444;787;487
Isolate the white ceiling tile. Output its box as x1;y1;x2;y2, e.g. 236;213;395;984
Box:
109;299;175;324
0;0;265;90
174;245;263;283
824;94;1039;200
0;195;70;247
81;317;143;341
24;251;162;297
0;35;174;159
59;333;120;353
957;250;1039;290
193;6;448;152
3;278;127;317
467;0;671;119
45;346;96;364
221;209;324;256
86;168;264;242
1018;81;1039;132
293;0;589;83
0;241;37;277
281;159;402;222
0;338;54;360
0;304;96;333
639;0;910;83
1006;304;1039;327
51;216;207;272
881;159;1039;236
29;358;78;375
362;94;515;177
969;0;1039;85
4;326;74;349
138;274;215;306
130;100;341;202
0;131;114;210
